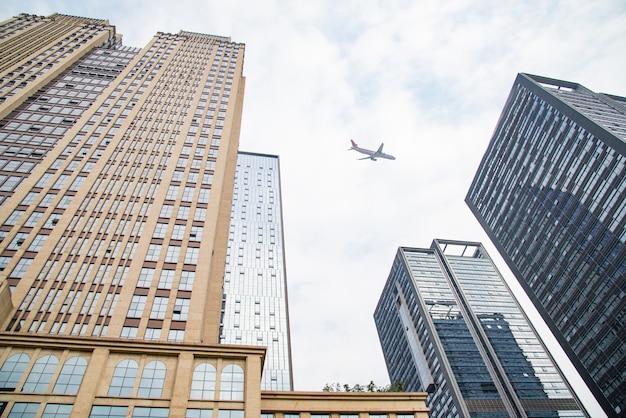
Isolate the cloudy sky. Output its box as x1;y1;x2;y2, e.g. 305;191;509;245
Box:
3;0;626;414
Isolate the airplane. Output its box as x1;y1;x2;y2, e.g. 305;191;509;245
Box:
348;140;396;161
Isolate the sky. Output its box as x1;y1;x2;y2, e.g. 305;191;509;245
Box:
2;0;626;415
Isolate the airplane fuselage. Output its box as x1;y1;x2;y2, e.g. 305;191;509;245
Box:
349;140;396;160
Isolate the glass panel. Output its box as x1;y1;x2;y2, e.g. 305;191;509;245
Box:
137;360;166;398
8;402;39;418
42;404;73;418
219;364;244;400
107;359;138;396
0;353;30;391
23;355;58;392
190;363;216;399
186;410;213;418
89;406;129;418
53;356;88;394
132;407;169;417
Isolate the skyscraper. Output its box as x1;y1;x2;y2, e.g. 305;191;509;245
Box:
222;151;293;390
466;73;626;417
0;12;429;417
374;239;585;417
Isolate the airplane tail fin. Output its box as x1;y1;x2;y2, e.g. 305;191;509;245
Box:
350;139;357;147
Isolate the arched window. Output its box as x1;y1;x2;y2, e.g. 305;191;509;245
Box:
137;360;166;398
23;354;59;392
190;363;216;399
0;353;30;391
53;356;88;394
108;359;138;396
219;364;244;400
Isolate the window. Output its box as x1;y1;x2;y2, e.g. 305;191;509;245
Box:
168;329;184;342
180;271;195;291
146;244;161;262
220;364;244;400
159;205;174;218
127;295;147;317
23;355;58;392
173;298;190;320
137;268;155;287
132;407;169;417
198;188;210;203
186;410;213;418
185;247;199;264
108;359;138;396
150;297;169;319
42;404;73;417
158;270;175;289
153;223;168;238
165;246;180;263
190;363;216;399
0;353;30;391
217;411;244;418
145;328;161;340
121;327;138;339
137;361;166;398
7;402;39;417
171;224;186;240
182;187;195;201
10;258;33;278
178;205;190;219
53;356;87;395
90;406;128;418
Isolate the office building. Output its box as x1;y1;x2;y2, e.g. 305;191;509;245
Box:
0;12;428;417
221;151;293;390
374;239;584;417
466;73;626;417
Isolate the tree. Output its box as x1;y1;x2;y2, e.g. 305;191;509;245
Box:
323;381;404;392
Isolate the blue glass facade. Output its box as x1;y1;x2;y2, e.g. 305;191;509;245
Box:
221;152;293;390
374;240;584;417
466;73;626;417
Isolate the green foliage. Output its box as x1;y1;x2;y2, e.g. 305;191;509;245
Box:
322;381;404;392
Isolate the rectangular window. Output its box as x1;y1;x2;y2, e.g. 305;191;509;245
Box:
146;244;162;262
137;268;155;287
150;297;168;319
158;270;175;289
165;246;180;263
180;271;195;291
185;247;199;264
127;295;147;317
173;298;190;320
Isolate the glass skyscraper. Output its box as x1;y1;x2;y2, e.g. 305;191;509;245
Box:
466;73;625;417
374;239;584;417
221;151;293;390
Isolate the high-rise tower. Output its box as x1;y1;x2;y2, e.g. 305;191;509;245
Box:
466;73;626;417
222;151;293;390
0;12;429;417
374;239;585;417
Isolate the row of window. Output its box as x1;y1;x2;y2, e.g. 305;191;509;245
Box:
0;403;244;418
0;353;244;400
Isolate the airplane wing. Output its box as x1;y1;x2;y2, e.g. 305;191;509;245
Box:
375;143;384;154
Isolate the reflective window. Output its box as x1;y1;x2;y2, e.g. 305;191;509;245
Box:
90;406;128;418
7;402;39;417
187;410;213;418
190;363;216;399
23;355;58;392
217;411;244;418
137;360;166;398
42;404;73;417
219;364;244;400
108;359;138;396
0;353;30;391
53;356;87;394
132;407;169;417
